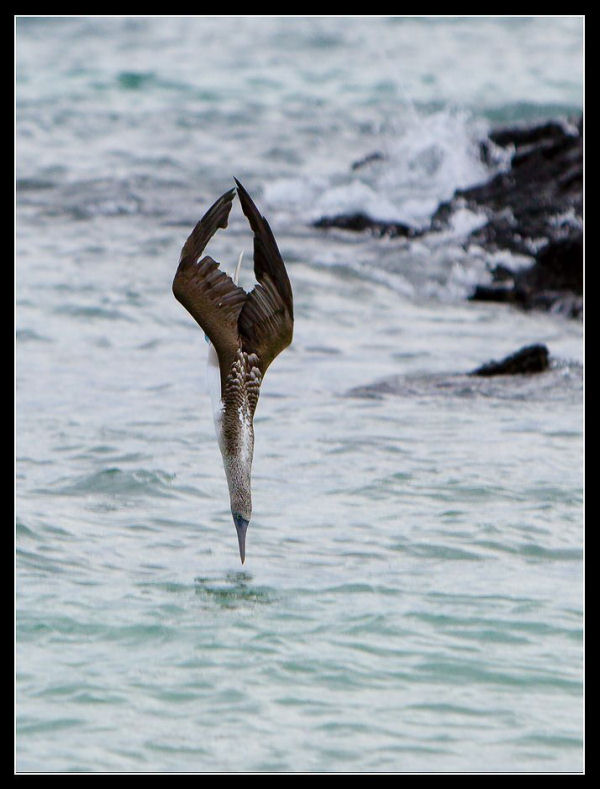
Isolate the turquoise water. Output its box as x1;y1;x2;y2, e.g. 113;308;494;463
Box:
16;16;583;773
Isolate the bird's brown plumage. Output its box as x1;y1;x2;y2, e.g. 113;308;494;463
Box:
172;179;293;563
172;180;294;403
234;178;294;379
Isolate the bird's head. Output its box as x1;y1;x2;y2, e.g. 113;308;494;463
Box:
232;511;250;564
221;423;253;563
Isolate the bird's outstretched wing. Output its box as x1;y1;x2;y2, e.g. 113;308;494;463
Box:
172;188;247;396
234;178;294;378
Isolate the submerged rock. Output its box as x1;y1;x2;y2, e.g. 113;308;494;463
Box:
470;344;550;376
346;340;584;401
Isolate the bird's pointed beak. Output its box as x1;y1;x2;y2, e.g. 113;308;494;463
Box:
233;514;249;564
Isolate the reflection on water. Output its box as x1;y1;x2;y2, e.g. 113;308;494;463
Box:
194;572;277;608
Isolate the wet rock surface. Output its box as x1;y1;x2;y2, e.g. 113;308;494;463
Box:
453;117;582;317
436;117;583;254
469;234;583;317
313;212;417;238
315;115;583;317
470;344;550;376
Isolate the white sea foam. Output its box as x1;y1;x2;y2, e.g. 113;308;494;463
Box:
265;107;498;231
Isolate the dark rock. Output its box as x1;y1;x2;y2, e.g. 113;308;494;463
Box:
470;344;550;376
454;115;583;316
488;119;573;150
529;236;583;293
313;115;583;317
469;283;524;305
449;118;582;258
470;232;583;317
351;151;385;171
313;212;417;238
431;118;582;251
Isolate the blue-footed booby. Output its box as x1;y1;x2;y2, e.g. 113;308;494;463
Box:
172;179;294;563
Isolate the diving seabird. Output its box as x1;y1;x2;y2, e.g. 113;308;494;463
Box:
172;179;294;563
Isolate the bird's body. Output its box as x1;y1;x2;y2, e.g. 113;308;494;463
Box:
172;179;293;563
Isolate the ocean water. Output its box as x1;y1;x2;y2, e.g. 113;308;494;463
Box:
16;16;584;773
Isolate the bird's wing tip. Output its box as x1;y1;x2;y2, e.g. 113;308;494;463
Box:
220;186;237;208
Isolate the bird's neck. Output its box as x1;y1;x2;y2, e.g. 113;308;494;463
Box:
206;343;255;520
